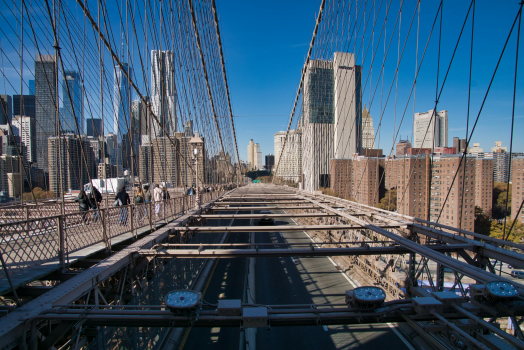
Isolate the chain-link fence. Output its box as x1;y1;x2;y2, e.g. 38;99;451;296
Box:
0;192;226;281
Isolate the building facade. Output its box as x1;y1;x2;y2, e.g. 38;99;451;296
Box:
62;71;83;134
362;104;374;149
265;154;274;171
274;130;302;182
12;95;35;120
35;55;57;172
512;157;524;223
86;118;103;137
0;95;12;125
151;51;176;137
113;62;132;172
413;109;448;148
11;115;35;163
475;157;494;217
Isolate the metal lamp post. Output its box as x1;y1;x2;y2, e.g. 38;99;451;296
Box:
193;147;200;209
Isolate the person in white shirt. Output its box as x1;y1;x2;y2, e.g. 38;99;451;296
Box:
153;184;163;217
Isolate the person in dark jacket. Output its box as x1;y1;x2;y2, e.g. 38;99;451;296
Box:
115;185;130;225
75;190;90;224
90;186;103;222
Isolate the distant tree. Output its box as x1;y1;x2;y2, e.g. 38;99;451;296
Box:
492;182;511;219
246;170;270;181
474;206;491;236
376;188;397;211
22;187;56;201
490;219;524;243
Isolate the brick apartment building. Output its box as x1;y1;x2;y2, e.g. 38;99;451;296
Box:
330;156;384;206
475;158;494;217
512;157;524;223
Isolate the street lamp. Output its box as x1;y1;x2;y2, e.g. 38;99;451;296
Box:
193;147;200;209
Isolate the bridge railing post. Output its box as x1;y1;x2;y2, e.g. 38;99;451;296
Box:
130;205;135;239
57;215;66;269
101;209;110;252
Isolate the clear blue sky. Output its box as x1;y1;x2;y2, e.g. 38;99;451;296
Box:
1;0;523;163
215;0;524;161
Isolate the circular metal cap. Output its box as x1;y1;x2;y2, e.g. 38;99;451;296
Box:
166;290;201;309
486;281;518;298
354;286;386;302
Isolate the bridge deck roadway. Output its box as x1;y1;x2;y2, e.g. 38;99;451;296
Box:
183;185;412;350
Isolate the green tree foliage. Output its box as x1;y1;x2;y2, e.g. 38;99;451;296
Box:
246;170;271;181
489;219;524;243
492;182;511;219
22;187;56;201
474;206;491;236
376;188;397;211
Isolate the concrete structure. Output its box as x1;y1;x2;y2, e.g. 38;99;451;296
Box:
468;143;483;154
396;139;412;157
453;137;467;154
98;159;118;179
12;95;35;119
362;104;374;149
0;95;12;125
247;139;255;170
302;52;362;191
274;130;302;182
113;62;132;169
0;155;19;196
48;135;96;195
62;71;83;134
265;154;274;172
35;54;57;172
413;109;448;148
11;115;35;163
151;51;176;136
492;141;507;153
512;157;524;223
475;157;494;217
86;118;103;137
139;132;205;187
255;143;263;170
384;157;399;190
333;52;362;158
7;173;21;198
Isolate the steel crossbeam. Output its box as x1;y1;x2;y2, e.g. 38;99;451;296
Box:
209;206;320;210
169;224;404;232
139;244;475;258
196;213;339;218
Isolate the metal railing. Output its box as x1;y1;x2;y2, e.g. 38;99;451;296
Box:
0;191;225;280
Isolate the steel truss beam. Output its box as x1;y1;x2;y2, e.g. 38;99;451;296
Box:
169;224;404;232
139;244;475;258
210;206;320;210
296;195;524;295
196;213;339;219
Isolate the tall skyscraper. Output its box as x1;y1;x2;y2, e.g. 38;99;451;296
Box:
86;118;103;137
151;50;176;137
35;54;57;172
333;52;362;158
113;62;132;172
13;95;35;119
362;104;374;149
302;52;362;191
413;109;448;148
62;71;83;134
247;139;255;170
265;154;275;171
0;95;12;125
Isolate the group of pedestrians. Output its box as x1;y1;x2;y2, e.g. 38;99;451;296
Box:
74;186;103;224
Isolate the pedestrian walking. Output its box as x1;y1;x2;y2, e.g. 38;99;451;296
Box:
75;190;90;224
144;185;151;218
135;187;145;224
154;184;163;218
115;185;130;225
90;186;102;222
